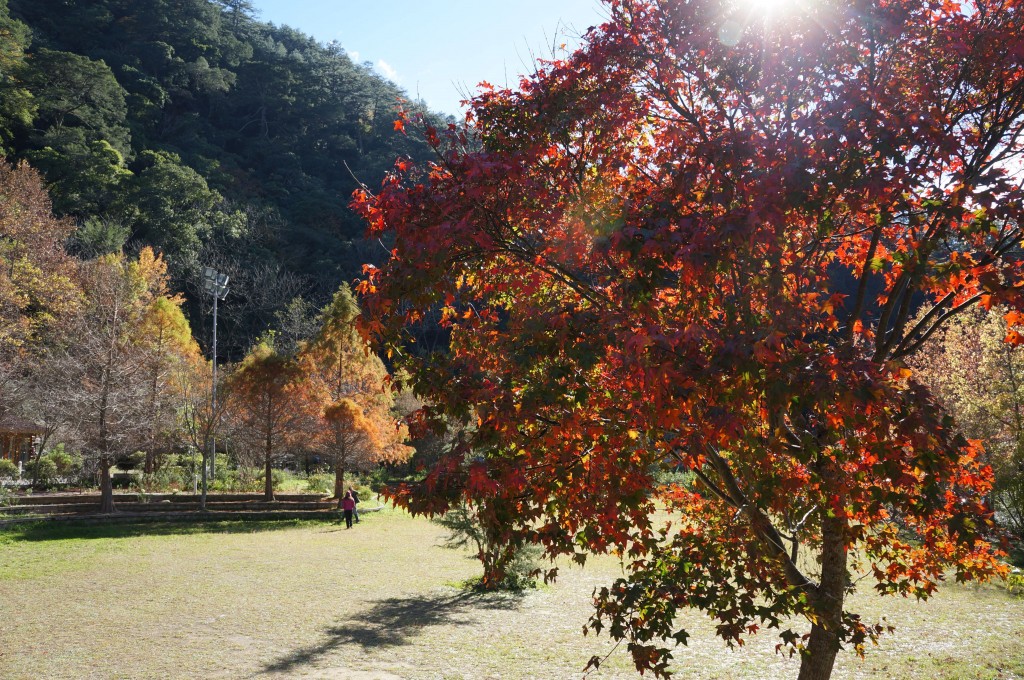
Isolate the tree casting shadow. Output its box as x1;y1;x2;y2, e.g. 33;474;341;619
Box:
0;517;327;542
262;589;524;674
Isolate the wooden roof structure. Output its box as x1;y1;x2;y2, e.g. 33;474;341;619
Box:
0;416;43;462
0;416;44;435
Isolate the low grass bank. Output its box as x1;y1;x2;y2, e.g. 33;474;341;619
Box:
1;509;1022;679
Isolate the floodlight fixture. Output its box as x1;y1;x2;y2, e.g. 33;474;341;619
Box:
203;267;230;300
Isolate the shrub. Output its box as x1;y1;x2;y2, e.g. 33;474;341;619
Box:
271;468;287;490
653;466;696;489
210;466;263;493
1007;569;1024;597
209;465;235;492
995;469;1024;539
237;467;264;492
209;460;233;488
173;451;203;470
137;467;188;493
111;472;136;489
0;458;18;481
365;467;393;495
210;467;289;493
306;473;332;494
435;502;541;592
25;457;58;488
46;445;82;481
114;451;145;472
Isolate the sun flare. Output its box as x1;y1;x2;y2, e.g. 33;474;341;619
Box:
755;0;796;13
719;0;808;45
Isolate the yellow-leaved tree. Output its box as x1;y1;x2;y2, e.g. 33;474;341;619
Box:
224;333;310;501
136;251;204;474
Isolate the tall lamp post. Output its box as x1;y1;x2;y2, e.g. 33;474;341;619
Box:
202;267;229;500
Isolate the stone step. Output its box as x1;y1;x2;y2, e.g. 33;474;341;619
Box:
117;501;336;512
0;509;344;528
3;503;97;514
4;501;337;514
9;493;331;506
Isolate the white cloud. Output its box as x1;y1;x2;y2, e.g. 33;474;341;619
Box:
347;49;360;63
376;59;399;83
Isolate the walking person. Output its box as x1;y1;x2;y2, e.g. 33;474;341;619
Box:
341;490;355;529
349;486;360;523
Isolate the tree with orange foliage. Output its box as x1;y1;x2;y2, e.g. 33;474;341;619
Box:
301;284;411;504
225;334;309;501
356;1;1023;677
0;160;78;353
138;280;204;474
321;398;378;503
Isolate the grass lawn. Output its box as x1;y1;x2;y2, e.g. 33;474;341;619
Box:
1;508;1022;680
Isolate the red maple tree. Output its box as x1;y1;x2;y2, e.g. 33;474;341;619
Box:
355;1;1023;678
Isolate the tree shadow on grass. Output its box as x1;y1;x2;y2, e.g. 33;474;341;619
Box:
0;518;332;542
261;589;525;675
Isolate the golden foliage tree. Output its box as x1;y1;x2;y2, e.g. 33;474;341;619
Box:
137;252;203;473
0;160;79;403
225;335;310;500
301;284;411;502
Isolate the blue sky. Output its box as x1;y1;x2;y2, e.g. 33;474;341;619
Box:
248;0;608;116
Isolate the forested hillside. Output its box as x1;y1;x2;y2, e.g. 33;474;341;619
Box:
0;0;440;356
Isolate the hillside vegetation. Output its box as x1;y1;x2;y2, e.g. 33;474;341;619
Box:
1;0;441;355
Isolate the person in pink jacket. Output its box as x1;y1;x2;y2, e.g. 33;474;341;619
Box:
341;490;356;529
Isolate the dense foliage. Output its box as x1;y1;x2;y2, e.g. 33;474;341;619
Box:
0;160;407;511
1;0;442;356
357;0;1024;678
911;307;1024;538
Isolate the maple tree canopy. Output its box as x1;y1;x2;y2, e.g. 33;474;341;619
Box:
355;0;1023;677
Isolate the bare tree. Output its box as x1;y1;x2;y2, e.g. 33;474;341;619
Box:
61;253;160;513
15;353;75;486
175;357;227;510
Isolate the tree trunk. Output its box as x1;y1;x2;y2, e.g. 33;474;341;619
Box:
264;439;274;501
199;450;208;512
797;514;848;680
29;443;43;489
799;622;840;680
334;457;345;508
99;462;116;514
